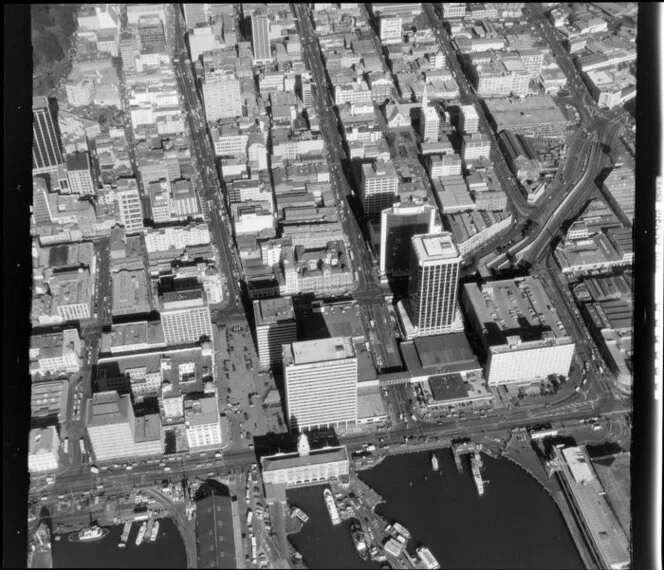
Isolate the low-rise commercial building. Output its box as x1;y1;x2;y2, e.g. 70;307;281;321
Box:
28;427;60;473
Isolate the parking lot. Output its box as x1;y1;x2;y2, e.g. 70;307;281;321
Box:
214;323;286;450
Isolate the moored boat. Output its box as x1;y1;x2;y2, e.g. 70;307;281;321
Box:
150;520;160;542
118;521;132;548
134;522;147;546
323;489;341;526
350;519;369;560
417;546;440;570
431;453;439;471
69;525;109;543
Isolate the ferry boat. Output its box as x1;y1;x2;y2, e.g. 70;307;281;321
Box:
150;520;160;542
118;521;132;548
471;452;485;497
28;522;53;569
134;522;147;546
416;546;441;570
69;525;109;543
431;453;439;472
293;507;309;523
323;489;341;526
144;518;154;544
350;519;369;560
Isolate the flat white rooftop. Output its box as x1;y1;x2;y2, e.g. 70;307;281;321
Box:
286;337;355;366
413;233;460;262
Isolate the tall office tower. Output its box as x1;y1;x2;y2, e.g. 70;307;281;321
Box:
160;286;213;345
33;96;64;174
420;86;440;142
138;15;166;51
115;179;145;234
361;159;399;217
380;203;437;278
407;233;462;336
301;78;313;107
458;104;479;135
251;12;271;64
86;391;164;461
32;178;53;224
183;3;209;29
379;14;402;43
283;337;358;431
66;152;96;195
202;72;242;122
254;297;298;368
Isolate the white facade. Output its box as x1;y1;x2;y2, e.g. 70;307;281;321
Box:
28;427;60;473
116;184;145;234
212;131;249;157
185;397;222;448
380;15;402;43
459;105;479;134
487;342;576;385
145;224;210;252
283;338;358;431
203;73;242;121
161;306;213;346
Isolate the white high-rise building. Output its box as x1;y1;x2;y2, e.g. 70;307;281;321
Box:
160;287;213;346
115;179;145;234
283;337;358;431
379;14;402;43
459;105;479;134
184;395;222;449
252;12;272;64
420;86;440;142
407;233;462;336
254;297;298;367
202;72;242;122
361;159;399;217
380;204;437;278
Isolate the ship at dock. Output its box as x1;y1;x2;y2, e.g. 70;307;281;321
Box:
150;520;160;542
431;453;439;472
118;521;132;548
134;521;147;546
349;518;369;560
68;524;109;543
144;518;155;544
323;488;341;526
28;522;53;569
416;546;441;570
471;450;485;496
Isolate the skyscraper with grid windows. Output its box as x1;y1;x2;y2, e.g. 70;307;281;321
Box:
33;96;63;174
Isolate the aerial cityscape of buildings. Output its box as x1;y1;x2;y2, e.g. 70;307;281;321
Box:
20;2;643;569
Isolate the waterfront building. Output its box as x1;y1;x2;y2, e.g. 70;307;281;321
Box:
252;11;271;64
33;96;64;175
361;160;399;217
195;485;242;569
462;277;576;386
254;297;298;368
115;178;145;234
28;427;60;473
380;203;437;278
261;434;350;487
184;395;222;449
160;286;213;346
404;233;462;337
553;446;631;570
29;328;82;376
66;152;96;195
283;337;358;431
86;391;164;461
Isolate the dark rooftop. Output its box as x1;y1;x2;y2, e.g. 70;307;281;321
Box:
428;373;469;402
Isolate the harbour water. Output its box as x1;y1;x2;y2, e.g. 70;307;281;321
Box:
52;517;186;569
289;450;584;569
